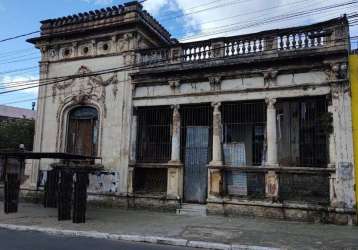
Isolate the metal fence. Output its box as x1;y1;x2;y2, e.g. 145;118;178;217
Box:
136;106;172;163
276;97;329;167
133;167;167;194
224;168;266;198
222;101;266;166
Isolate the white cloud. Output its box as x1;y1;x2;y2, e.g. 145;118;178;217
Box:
143;0;170;15
1;75;38;95
143;0;354;42
80;0;113;5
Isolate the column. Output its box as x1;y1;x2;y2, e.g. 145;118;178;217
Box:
265;98;279;200
210;102;223;166
169;105;181;164
328;101;337;205
265;98;278;166
208;102;224;201
167;105;182;199
128;108;137;195
129;108;138;164
330;84;355;209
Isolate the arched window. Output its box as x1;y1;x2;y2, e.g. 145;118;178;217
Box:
66;106;99;156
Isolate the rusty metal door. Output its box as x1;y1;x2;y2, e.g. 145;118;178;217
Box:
184;126;209;203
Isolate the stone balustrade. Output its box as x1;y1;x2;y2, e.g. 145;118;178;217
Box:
137;17;347;66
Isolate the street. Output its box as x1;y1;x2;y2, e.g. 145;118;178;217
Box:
0;229;195;250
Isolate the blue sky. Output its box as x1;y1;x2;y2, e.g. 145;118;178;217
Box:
0;0;357;109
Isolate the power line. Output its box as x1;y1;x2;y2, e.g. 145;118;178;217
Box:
0;47;37;57
0;56;40;65
0;31;40;43
0;52;39;63
1;18;357;91
1;39;353;106
0;3;355;96
152;0;227;19
0;33;355;96
0;0;239;45
158;0;252;22
194;0;313;27
0;66;38;76
179;0;358;41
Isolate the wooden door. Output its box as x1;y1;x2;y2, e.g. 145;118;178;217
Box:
66;107;98;156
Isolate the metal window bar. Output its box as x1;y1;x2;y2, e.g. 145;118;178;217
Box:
223;168;266;198
136;106;172;163
222;101;267;166
276;97;328;167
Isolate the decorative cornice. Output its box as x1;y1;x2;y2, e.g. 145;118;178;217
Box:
27;1;172;44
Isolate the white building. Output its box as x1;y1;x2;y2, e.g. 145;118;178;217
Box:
26;2;356;224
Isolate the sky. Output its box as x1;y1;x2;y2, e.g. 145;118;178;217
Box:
0;0;357;109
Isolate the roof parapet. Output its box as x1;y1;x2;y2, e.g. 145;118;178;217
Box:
29;1;171;44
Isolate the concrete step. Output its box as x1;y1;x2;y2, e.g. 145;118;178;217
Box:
176;204;207;216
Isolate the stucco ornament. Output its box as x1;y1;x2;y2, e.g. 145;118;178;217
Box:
326;63;348;80
54;65;118;119
168;80;180;89
117;33;133;52
208;76;222;91
263;69;279;88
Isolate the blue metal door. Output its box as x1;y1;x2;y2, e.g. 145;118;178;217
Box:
184;126;209;203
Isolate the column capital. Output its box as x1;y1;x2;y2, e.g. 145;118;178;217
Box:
211;101;221;111
170;104;181;164
265;98;276;109
171;104;180;112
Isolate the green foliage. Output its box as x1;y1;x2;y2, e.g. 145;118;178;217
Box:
0;119;35;150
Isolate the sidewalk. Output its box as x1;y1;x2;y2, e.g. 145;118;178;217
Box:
0;202;357;250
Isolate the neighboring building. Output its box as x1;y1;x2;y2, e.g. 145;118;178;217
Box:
349;53;358;218
26;2;356;224
0;105;36;121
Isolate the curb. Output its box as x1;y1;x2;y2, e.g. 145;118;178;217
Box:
0;223;280;250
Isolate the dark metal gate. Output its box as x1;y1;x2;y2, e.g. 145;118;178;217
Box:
181;105;212;203
4;173;20;213
44;169;59;208
136;106;172;163
276;97;328;167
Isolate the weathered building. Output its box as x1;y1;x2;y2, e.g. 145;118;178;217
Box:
26;2;356;224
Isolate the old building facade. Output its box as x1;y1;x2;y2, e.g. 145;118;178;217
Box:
27;2;356;224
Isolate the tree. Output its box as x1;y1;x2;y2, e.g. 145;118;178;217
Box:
0;119;35;150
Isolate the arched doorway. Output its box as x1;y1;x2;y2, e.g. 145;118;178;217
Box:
66;106;99;156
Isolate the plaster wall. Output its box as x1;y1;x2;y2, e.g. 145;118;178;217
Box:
32;55;134;194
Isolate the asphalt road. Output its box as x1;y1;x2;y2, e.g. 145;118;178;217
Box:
0;229;196;250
